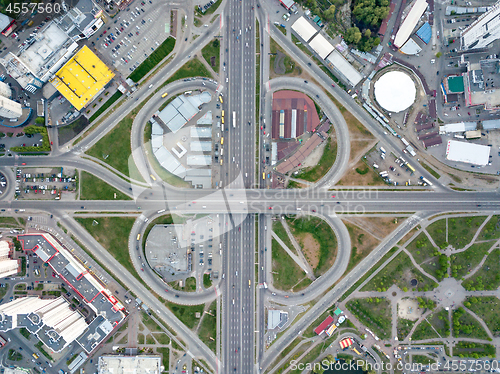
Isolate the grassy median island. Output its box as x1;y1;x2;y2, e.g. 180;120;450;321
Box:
346;297;391;340
169;277;196;292
128;37;175;82
164;58;213;85
272;220;297;255
164;301;204;330
286;216;337;277
89;91;123;123
270;37;300;77
294;137;337;183
86;114;143;181
201;39;220;72
198;300;217;353
80;171;131;200
75;217;142;281
271;238;307;291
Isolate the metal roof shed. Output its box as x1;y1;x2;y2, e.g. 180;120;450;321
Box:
291;17;318;42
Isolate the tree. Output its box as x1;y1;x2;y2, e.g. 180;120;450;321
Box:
212;39;220;48
364;29;371;38
345;26;362;44
324;4;336;21
35;117;45;124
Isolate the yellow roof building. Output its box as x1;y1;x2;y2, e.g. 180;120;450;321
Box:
50;45;114;111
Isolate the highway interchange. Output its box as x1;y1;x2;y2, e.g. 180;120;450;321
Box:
1;0;500;373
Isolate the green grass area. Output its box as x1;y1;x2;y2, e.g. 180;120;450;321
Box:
7;349;22;361
478;215;500;240
58;116;89;145
157;347;169;371
128;37;176;82
165;301;204;330
397;318;417;341
419;161;441;179
270;37;298;75
362;251;438;292
35;341;53;361
339;247;398;302
453;341;495;358
0;217;19;225
450;242;491;279
164;59;213;86
447;216;486;249
198;301;216;352
294;138;337;183
463;248;500;291
20;327;30;340
137;333;144;344
89;91;123;123
75;217;142;283
0;283;9;300
347;297;391;340
276;24;287;35
142;312;163;332
292;34;313;57
406;232;445;280
169;277;196;292
452;307;490;339
273;220;296;255
286;216;337;276
465;296;500;337
271;238;306;291
201;39;220;72
426;219;447;249
86;113;142;180
146;334;155;344
80;171;131;200
153;333;170;345
412;354;436;365
203;274;212;288
411;319;440;341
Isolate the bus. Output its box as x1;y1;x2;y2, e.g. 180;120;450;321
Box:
407;164;415;173
233;111;236;128
221;137;224;145
222;110;225;117
136;234;141;241
219;95;223;103
248;280;251;288
262;172;265;180
222;117;224;124
161;92;168;98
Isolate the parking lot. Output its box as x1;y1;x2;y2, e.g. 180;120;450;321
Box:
14;167;76;200
89;1;171;76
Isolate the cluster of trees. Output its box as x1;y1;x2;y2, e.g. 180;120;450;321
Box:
452;307;472;336
417;297;436;310
352;0;390;28
344;27;381;52
455;342;496;358
435;254;450;280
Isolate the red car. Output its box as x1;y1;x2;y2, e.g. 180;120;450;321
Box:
103;30;107;34
331;195;336;198
268;207;272;210
331;84;335;87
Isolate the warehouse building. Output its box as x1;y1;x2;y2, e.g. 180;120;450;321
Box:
98;356;163;374
308;33;334;59
325;50;363;87
445;140;490;165
50;45;114;111
291;17;318;42
0;241;18;278
394;0;429;48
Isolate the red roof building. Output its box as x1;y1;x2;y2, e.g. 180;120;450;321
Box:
314;315;334;335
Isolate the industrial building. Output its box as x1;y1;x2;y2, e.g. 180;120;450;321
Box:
15;233;125;353
271;90;321;140
462;56;500;110
439;121;477;133
325;50;363;87
308;33;334;60
267;309;288;330
0;97;22;119
0;241;19;278
445;140;491;165
2;22;79;92
50;45;114;111
291;17;318;42
394;0;429;48
461;1;500;50
374;71;416;113
55;0;104;41
154;93;210;134
98;356;163;374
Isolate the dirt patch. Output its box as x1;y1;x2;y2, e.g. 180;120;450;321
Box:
399;226;421;246
398;298;423;321
300;141;326;168
296;232;320;269
353;216;404;239
350;140;375;163
337;159;387;186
